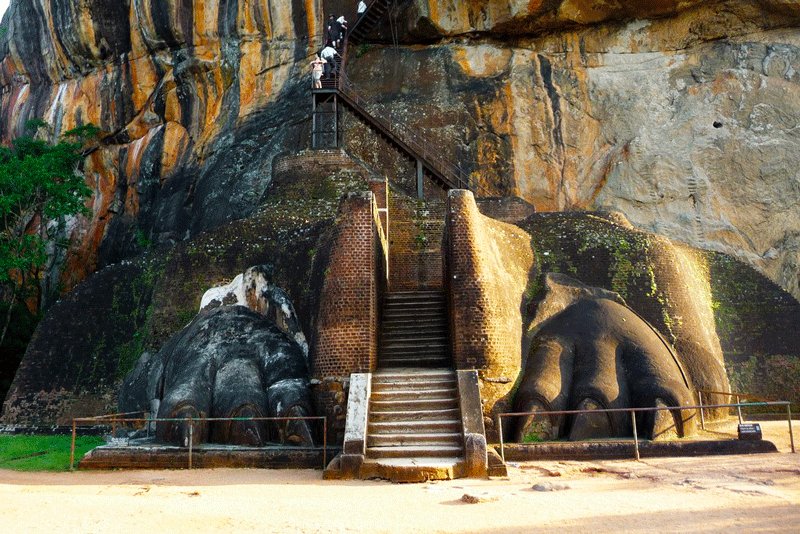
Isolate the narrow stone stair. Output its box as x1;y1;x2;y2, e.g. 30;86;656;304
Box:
380;291;450;368
361;369;465;481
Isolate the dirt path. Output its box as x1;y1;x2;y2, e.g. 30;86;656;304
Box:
1;449;798;533
1;421;797;532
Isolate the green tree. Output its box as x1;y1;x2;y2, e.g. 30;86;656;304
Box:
0;120;97;347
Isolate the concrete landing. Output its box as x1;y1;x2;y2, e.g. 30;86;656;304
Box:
358;457;466;483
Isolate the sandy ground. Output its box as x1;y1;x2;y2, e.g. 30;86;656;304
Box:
1;422;798;533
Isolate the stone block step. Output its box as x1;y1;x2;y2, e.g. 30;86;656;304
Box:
366;445;464;459
367;433;463;448
383;324;445;330
382;330;447;339
379;357;451;369
371;387;457;401
383;303;444;310
379;351;448;360
385;292;445;300
368;408;461;423
381;345;448;355
372;369;455;381
371;379;456;393
370;398;459;412
382;310;445;320
358;457;465;483
368;420;462;434
383;304;445;313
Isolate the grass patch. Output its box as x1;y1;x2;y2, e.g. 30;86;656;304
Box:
0;435;105;471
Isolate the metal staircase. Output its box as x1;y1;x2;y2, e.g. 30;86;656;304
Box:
312;1;482;196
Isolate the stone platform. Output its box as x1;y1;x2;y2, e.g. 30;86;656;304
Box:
79;443;340;470
499;439;778;462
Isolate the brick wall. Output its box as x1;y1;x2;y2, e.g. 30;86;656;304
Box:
388;192;445;291
311;191;388;443
272;149;375;187
444;190;534;438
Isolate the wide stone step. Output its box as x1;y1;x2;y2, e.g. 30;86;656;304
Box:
371;380;456;393
383;323;446;330
370;398;459;412
382;310;445;320
368;420;462;434
381;342;447;351
366;445;464;459
368;408;461;423
372;369;455;381
379;358;451;369
367;433;462;448
371;387;457;401
384;293;445;300
383;303;445;312
382;326;447;336
382;329;447;339
379;351;448;361
383;305;445;313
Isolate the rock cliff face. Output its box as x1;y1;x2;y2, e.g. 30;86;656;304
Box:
0;0;323;292
1;1;797;299
1;1;799;424
347;0;800;299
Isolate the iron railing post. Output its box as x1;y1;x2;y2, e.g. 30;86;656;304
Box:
698;391;705;430
788;404;795;454
736;395;743;424
188;418;193;469
323;417;328;470
498;414;505;464
631;411;640;461
70;419;77;471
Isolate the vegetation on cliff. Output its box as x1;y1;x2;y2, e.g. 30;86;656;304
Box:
0;121;96;403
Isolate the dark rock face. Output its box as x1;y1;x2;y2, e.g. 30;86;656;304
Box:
120;306;314;446
515;282;695;442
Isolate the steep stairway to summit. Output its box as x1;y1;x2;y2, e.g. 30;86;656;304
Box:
380;291;450;368
314;1;482;194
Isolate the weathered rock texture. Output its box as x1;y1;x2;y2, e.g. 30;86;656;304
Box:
346;1;800;300
515;274;696;441
119;304;314;447
0;0;325;293
1;151;371;425
445;191;763;439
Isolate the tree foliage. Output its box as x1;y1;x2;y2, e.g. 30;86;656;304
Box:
0;120;97;346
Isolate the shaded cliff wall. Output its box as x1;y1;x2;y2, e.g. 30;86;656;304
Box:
1;150;373;425
346;1;800;300
0;0;324;293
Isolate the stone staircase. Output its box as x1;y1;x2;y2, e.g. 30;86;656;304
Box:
380;291;450;368
360;369;466;482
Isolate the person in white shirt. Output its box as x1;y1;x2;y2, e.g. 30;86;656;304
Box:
320;45;340;78
357;1;367;19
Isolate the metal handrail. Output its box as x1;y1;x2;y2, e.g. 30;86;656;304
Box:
497;400;795;463
325;3;490;197
347;0;387;42
70;415;328;471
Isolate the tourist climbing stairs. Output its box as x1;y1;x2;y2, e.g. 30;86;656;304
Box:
313;0;485;194
348;1;393;44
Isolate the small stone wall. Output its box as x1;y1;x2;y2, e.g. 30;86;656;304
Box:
272;149;375;187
